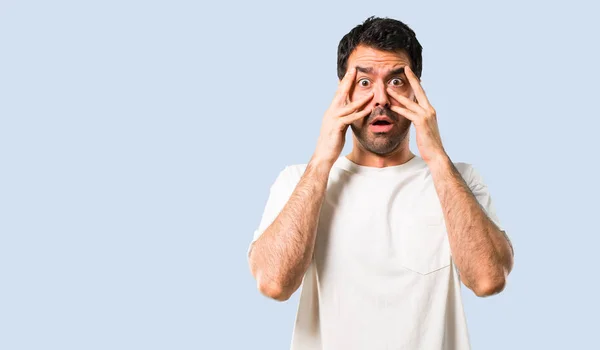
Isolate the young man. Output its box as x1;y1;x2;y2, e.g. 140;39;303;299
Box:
248;16;514;350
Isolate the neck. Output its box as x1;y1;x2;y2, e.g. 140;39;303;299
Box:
346;135;415;168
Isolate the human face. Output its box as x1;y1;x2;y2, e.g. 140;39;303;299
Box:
346;45;416;156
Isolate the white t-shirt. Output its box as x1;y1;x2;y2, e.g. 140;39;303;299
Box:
250;155;504;350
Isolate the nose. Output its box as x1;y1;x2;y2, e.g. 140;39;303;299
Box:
373;81;391;108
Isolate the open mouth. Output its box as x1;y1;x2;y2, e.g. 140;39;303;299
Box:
372;120;392;126
369;120;394;133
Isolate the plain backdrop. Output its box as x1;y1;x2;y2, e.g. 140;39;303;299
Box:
1;0;599;349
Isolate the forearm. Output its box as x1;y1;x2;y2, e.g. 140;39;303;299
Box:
428;155;513;296
249;159;331;301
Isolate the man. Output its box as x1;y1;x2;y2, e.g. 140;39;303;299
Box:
247;16;514;350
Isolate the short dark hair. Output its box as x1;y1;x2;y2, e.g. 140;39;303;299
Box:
337;16;423;80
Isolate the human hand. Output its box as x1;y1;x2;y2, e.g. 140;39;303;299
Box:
311;67;374;167
386;65;447;164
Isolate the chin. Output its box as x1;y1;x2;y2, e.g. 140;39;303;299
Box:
362;137;403;155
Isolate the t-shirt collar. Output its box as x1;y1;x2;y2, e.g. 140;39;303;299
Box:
333;154;426;175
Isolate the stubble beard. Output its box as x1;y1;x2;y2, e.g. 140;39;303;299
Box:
350;106;411;156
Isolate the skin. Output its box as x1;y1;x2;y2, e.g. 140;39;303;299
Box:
345;46;416;166
248;44;514;300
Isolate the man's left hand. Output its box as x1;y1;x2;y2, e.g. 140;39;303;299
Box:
386;66;447;164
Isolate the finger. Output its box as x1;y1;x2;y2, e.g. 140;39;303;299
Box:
338;92;373;116
334;66;357;104
386;87;424;114
390;105;419;123
404;65;432;109
339;105;372;125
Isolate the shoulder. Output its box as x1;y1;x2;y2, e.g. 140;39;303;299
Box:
452;160;491;190
270;163;307;190
452;161;479;187
285;163;308;180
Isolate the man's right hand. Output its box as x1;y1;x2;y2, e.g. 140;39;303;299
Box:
311;67;374;167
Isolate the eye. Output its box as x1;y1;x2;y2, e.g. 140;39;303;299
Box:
389;78;404;87
357;78;371;87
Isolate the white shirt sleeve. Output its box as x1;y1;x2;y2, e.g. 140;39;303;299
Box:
455;164;513;278
247;166;295;256
465;165;504;232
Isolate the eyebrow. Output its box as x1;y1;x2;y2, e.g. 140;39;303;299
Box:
355;66;405;77
388;67;405;76
356;66;374;74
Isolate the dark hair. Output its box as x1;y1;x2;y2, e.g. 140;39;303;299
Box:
337;16;423;80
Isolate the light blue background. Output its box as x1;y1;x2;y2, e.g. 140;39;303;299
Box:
1;1;598;349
